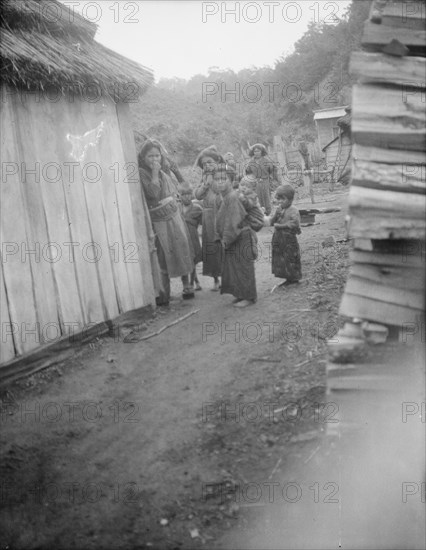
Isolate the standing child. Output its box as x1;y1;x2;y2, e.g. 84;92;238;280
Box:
268;185;302;286
179;184;203;291
215;165;263;307
194;146;224;291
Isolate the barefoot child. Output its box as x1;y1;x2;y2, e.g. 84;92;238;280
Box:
215;165;262;307
179;184;203;291
194;146;224;291
268;184;302;286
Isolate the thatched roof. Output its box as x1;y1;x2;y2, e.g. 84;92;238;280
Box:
1;0;154;101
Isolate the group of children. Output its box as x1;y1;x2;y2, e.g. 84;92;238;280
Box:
138;140;302;308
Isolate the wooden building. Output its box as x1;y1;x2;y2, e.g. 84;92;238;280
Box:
313;106;348;152
338;0;426;327
0;0;156;379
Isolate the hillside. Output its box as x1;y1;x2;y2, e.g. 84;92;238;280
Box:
131;0;371;166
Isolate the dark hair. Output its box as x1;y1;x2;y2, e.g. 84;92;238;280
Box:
275;184;295;203
178;183;193;194
138;139;166;171
196;146;225;169
249;143;267;157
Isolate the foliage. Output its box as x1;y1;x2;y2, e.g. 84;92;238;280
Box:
131;1;371;166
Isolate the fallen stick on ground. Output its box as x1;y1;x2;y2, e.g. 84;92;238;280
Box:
268;457;282;480
134;309;200;342
304;445;320;464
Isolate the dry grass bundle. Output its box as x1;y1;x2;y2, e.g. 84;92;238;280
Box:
1;0;154;101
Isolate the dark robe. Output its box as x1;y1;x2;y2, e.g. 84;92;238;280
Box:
194;175;223;277
139;167;193;278
270;205;302;281
216;189;258;302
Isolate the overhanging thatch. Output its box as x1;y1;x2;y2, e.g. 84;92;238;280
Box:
1;0;154;101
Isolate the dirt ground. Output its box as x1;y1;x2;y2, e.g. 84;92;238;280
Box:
1;188;355;549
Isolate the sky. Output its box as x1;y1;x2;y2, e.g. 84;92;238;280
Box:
60;0;352;81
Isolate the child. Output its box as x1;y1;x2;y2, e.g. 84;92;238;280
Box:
268;185;302;286
179;184;203;291
215;165;262;307
194;146;224;291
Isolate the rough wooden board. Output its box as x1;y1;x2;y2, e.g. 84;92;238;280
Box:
350;51;426;86
352;158;425;193
8;90;60;347
350;248;425;269
0;93;39;355
362;20;426;52
0;262;15;363
352;83;426;152
100;101;148;312
381;2;426;30
339;292;424;326
350;263;425;292
345;274;423;309
347;186;426;239
29;94;86;331
353;144;426;166
56;96;106;326
116;102;155;307
70;98;121;320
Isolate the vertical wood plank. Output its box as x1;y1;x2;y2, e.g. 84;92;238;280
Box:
116;102;155;306
0;261;16;363
24;93;85;332
0;92;39;354
55;95;106;326
10;90;61;345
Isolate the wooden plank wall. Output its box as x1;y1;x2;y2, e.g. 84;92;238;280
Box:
339;0;426;326
0;86;155;368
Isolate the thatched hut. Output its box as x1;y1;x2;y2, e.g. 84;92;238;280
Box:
0;0;156;380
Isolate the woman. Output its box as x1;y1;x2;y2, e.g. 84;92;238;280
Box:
245;143;281;215
138;139;194;305
215;165;262;308
194;146;224;291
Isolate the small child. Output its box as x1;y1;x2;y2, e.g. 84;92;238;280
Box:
268;184;302;286
179;184;203;292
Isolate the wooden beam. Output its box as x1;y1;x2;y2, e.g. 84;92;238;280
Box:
353;144;426;165
352;158;425;194
362;21;426;54
348;186;426;239
352;84;426;151
350;51;426;87
381;2;426;30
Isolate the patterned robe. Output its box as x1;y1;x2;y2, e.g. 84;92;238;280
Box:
139;167;193;278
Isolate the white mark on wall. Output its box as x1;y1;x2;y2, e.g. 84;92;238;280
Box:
66;121;105;162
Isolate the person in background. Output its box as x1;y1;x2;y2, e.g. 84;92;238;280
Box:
245;143;282;215
138;139;194;304
215;165;262;308
194;146;224;292
266;184;302;287
179;183;203;292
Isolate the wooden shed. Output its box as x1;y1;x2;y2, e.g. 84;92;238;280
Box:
0;0;157;379
313;106;348;152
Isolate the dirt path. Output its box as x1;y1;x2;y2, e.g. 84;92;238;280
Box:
1;191;350;549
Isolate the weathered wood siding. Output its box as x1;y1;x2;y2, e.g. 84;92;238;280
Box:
0;86;155;365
